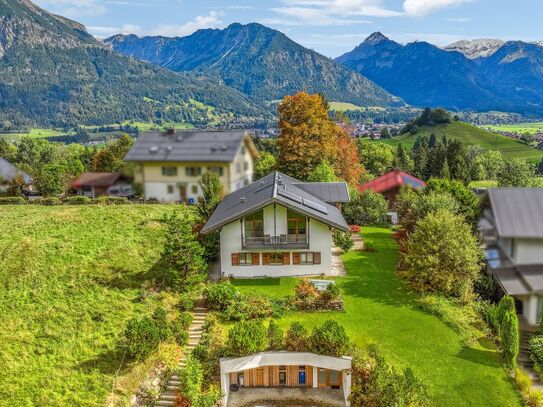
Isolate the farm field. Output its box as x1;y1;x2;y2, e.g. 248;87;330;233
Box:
0;128;69;141
0;204;184;406
380;121;543;162
484;122;543;135
232;227;522;407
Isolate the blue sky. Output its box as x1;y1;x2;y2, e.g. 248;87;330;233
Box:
34;0;543;57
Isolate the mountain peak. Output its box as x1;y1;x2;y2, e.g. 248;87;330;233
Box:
363;32;389;45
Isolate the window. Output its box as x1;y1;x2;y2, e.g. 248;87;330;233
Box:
185;167;202;176
287;209;307;242
329;370;340;386
244;161;249;171
167;185;174;194
300;252;314;264
244;210;264;238
191;185;198;194
269;252;283;265
207;166;224;176
236;163;242;174
241;146;246;155
239;253;253;265
161;166;178;176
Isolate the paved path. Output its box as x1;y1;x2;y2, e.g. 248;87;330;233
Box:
154;306;208;406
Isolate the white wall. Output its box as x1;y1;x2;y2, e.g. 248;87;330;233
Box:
219;203;333;278
515;238;543;265
144;181;201;203
228;140;254;192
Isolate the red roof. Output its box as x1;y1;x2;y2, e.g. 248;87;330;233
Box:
358;169;426;194
71;172;123;188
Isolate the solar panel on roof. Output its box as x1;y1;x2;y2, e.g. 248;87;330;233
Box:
302;198;328;214
278;189;303;204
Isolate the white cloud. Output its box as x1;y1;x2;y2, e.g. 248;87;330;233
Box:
271;6;373;25
403;0;470;17
35;0;106;17
89;11;223;38
447;17;471;23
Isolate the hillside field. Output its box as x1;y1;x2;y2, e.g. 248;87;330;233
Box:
484;122;543;135
380;121;543;162
0;204;185;406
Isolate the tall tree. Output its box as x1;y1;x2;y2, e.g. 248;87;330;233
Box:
91;134;134;172
394;144;413;173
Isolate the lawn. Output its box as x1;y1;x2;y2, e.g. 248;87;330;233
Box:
328;101;365;112
0;128;68;141
380;121;543;162
232;227;522;407
0;205;184;406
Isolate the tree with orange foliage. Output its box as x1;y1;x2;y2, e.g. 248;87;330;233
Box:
277;92;363;186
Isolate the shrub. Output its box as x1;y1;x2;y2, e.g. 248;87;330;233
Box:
501;311;519;368
178;293;194;312
295;279;319;305
152;306;171;341
171;323;189;346
178;311;193;330
530;336;543;372
226;320;267;357
485;304;501;335
0;196;25;205
401;210;482;300
124;316;161;361
321;283;340;302
333;231;354;253
349;225;361;234
515;367;532;393
527;389;543;407
63;195;92;205
179;356;204;405
497;296;516;326
285;322;309;352
309;320;350;357
223;294;273;321
93;196;129;205
267;320;284;350
32;197;62;206
205;281;237;311
343;190;388;226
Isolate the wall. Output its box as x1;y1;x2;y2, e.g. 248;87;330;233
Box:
219;203;333;278
514;238;543;265
228;140;254;191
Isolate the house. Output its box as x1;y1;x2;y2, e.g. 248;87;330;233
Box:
71;172;133;198
220;351;352;406
201;172;350;278
358;169;426;203
480;188;543;325
0;158;32;192
124;129;258;203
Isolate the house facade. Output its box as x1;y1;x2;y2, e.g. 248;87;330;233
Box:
220;351;352;406
480;188;543;325
201;172;350;278
71;172;133;198
124;130;257;203
0;158;32;192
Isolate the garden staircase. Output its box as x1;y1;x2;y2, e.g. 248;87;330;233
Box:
518;325;543;391
154;305;208;407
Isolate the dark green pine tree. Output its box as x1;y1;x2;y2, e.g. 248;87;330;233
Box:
440;158;451;179
395;144;413;173
428;133;437;148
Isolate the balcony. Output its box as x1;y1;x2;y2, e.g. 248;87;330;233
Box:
242;234;309;250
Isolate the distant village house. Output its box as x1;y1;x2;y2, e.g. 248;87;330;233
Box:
0;158;32;193
71;172;133;198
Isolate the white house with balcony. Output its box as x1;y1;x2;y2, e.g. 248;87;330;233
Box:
480;188;543;325
124;129;257;203
201;172;350;278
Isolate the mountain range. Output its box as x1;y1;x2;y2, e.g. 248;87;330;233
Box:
0;0;267;128
336;33;543;115
105;23;400;108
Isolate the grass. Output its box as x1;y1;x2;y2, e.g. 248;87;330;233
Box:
0;205;184;406
0;128;68;141
328;102;365;112
484;122;543;135
232;227;522;407
380;121;543;162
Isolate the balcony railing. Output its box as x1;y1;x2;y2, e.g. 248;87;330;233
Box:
242;234;309;249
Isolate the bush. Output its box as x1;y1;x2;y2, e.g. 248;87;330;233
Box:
124;316;161;361
178;311;193;330
0;196;26;205
152;306;171;341
497;296;516;327
171;322;189;346
401;210;482;300
321;283;340;302
530;336;543;371
224;294;274;321
500;311;519;368
267;320;284;350
32;197;62;206
295;279;319;305
343;190;388;226
333;231;354;253
205;281;237;311
309;320;350;357
63;195;92;205
93;196;129;205
226;320;267;357
178;293;194;312
293;279;343;311
350;346;429;407
285;322;309;352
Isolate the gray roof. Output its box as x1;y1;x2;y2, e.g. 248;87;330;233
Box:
201;172;350;234
294;182;350;203
124;130;254;162
490;265;543;295
0;158;32;184
484;188;543;238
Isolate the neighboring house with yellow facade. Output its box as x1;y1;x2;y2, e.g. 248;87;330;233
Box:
124;129;258;203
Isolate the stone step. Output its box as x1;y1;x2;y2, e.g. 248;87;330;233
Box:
161;394;177;401
154;400;175;407
193;307;207;312
170;375;180;381
168;380;181;386
166;385;179;391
